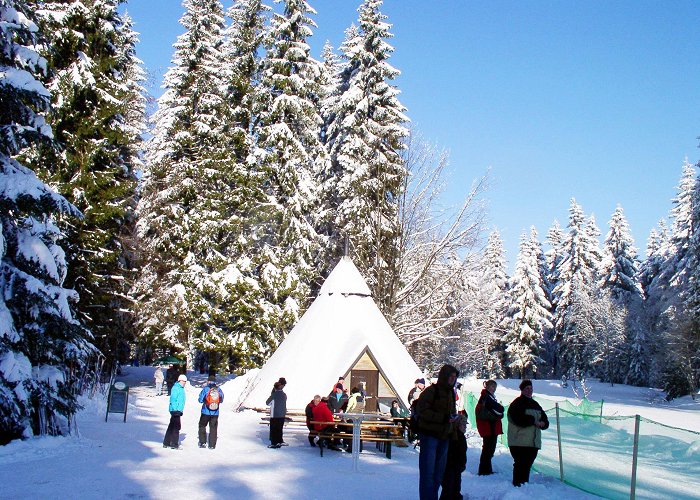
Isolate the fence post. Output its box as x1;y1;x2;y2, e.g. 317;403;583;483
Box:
630;414;640;500
600;399;604;423
556;403;564;482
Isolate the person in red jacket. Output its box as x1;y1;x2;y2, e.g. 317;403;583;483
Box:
475;380;504;475
311;397;341;451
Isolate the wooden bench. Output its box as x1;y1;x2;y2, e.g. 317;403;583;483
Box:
309;420;405;459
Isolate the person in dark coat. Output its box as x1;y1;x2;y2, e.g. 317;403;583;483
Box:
327;383;348;414
305;395;321;446
440;413;467;500
197;375;224;449
266;378;288;448
475;379;504;475
507;380;549;486
165;365;177;395
408;378;426;405
418;364;460;500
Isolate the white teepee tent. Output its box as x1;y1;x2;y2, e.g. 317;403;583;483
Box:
236;257;423;411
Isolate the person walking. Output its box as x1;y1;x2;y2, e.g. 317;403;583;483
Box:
507;380;549;486
197;375;224;449
163;374;187;449
154;366;164;396
266;378;287;448
417;364;460;500
476;380;504;476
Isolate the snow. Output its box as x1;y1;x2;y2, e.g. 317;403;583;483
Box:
3;366;698;499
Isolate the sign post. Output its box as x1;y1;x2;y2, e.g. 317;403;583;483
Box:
105;382;129;422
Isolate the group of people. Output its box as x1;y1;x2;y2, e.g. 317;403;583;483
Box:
161;372;225;450
157;365;548;498
413;365;549;500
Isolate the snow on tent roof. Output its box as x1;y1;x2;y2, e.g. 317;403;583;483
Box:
236;257;422;411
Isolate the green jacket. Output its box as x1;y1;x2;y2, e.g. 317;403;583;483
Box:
506;395;549;449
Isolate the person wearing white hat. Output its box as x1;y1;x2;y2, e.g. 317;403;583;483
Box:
163;374;187;449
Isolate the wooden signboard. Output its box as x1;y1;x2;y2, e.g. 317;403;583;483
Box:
105;382;129;422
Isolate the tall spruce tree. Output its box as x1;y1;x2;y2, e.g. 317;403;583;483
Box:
503;228;552;378
322;0;408;313
134;0;245;368
22;0;145;365
467;229;509;377
0;0;94;442
552;199;600;379
250;0;325;345
599;206;643;384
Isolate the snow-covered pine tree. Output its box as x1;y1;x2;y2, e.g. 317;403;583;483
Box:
503;228;552;378
598;205;645;384
552;199;600;379
660;162;700;398
250;0;325;346
644;161;698;395
135;0;258;370
464;229;509;377
322;0;408;314
0;0;95;442
22;0;145;366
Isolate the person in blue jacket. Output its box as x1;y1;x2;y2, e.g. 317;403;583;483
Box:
198;375;224;449
163;374;187;449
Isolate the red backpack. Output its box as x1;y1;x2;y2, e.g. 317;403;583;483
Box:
205;387;220;410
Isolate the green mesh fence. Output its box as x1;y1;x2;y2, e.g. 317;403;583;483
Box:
536;408;700;499
464;391;699;499
464;392;603;448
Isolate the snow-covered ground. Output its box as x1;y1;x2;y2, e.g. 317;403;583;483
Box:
1;367;698;500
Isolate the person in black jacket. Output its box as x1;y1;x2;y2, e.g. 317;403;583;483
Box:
417;364;460;500
327;383;348;413
507;380;549;486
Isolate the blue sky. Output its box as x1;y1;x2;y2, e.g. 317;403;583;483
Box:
123;0;700;270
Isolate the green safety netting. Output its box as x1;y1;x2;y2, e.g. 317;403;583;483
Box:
464;391;602;448
463;389;700;499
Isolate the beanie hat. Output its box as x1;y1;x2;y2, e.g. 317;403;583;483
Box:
519;379;533;391
177;374;187;382
335;383;344;390
278;377;287;385
415;378;425;385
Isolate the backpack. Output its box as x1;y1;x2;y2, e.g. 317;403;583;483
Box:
205;386;220;410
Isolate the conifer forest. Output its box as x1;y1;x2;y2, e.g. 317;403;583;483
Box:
1;0;698;443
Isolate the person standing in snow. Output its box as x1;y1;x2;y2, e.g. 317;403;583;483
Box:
163;374;187;449
440;413;468;500
417;364;460;500
165;364;177;395
507;380;549;486
266;378;287;448
154;366;164;396
408;378;426;405
197;375;224;449
475;380;504;476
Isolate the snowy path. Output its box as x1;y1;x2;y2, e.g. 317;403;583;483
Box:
0;367;601;499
